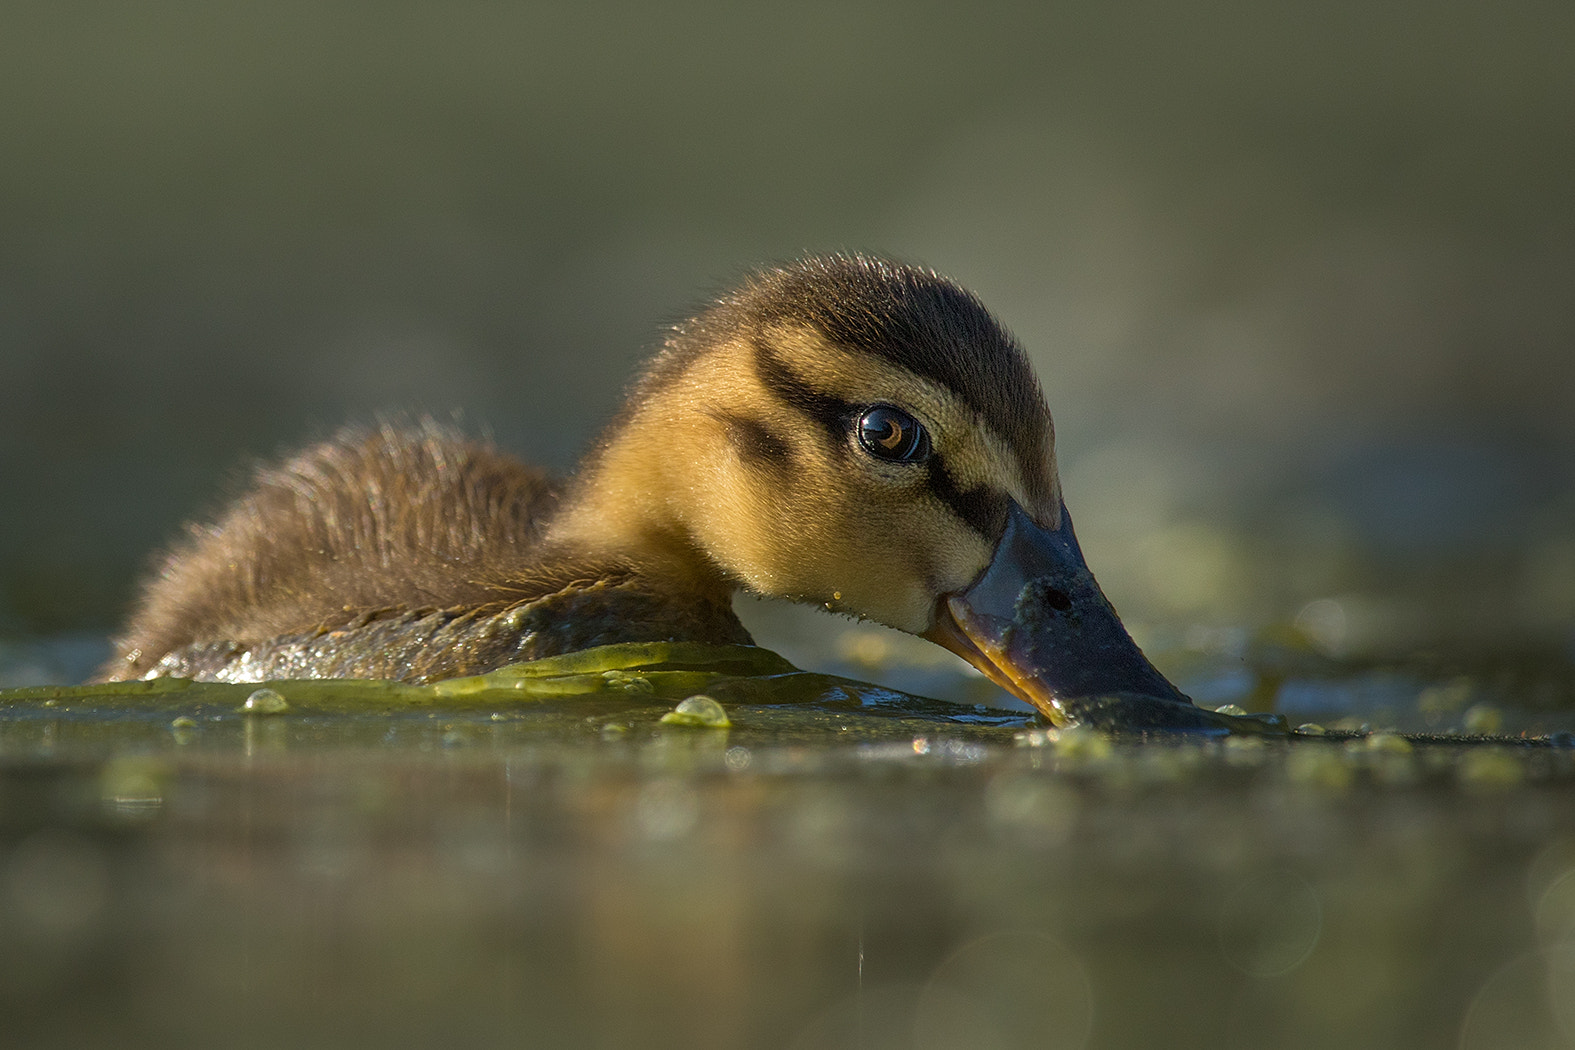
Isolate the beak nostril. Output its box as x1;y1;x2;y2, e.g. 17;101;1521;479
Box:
1043;587;1073;612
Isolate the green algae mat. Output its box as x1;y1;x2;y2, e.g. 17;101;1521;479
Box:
4;642;1575;1050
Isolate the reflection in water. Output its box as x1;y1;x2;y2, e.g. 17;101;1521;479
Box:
790;984;928;1050
1217;870;1323;978
983;773;1078;850
1458;952;1571;1050
1535;869;1575;947
917;932;1092;1050
6;829;109;943
2;663;1575;1048
632;777;700;841
1552;947;1575;1047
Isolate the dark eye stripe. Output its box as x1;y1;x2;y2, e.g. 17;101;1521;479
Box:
753;334;1008;539
751;337;854;451
928;456;1009;538
712;411;793;471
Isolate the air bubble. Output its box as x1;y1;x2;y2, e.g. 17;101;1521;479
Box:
660;695;731;728
240;688;289;714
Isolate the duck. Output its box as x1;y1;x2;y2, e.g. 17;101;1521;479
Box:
95;254;1193;727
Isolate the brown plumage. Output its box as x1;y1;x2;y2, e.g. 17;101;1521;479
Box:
99;419;749;682
97;253;1189;726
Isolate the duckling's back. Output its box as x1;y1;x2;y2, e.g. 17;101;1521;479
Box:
97;421;561;682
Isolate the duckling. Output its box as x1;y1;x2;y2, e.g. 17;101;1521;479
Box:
96;254;1192;725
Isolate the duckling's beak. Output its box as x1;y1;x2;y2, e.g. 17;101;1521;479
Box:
923;502;1192;726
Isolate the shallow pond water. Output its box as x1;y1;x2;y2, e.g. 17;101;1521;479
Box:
4;638;1575;1050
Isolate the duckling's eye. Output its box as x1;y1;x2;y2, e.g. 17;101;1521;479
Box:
857;405;931;464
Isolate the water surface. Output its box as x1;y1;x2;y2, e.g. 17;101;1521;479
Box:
3;639;1574;1050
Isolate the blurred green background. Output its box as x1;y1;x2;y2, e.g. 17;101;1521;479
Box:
2;0;1572;675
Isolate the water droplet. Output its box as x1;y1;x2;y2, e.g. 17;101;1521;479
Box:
169;716;199;745
99;757;166;818
660;695;730;728
240;688;289;714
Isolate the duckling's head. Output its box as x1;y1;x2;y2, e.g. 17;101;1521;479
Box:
550;254;1188;724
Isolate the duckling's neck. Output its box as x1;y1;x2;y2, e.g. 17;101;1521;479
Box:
543;440;737;607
